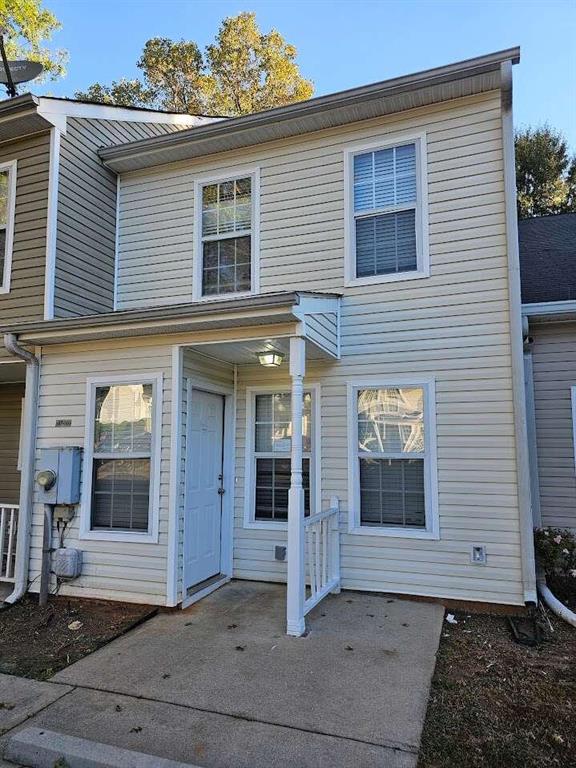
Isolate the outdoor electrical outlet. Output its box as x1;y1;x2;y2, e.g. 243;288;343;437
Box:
275;545;287;561
471;546;487;565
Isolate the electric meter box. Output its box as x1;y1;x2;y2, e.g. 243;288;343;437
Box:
53;547;82;579
37;447;82;505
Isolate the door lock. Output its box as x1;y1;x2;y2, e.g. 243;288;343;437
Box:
218;487;226;495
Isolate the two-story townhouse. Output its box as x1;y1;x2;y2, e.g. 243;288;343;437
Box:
2;48;537;635
0;96;209;591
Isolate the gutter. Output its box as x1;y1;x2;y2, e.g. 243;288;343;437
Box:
0;93;39;121
99;47;520;169
3;335;39;605
500;61;537;604
522;300;576;318
1;291;342;346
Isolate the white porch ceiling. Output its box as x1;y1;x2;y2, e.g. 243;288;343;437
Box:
187;336;330;365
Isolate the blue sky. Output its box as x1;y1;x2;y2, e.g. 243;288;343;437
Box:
43;0;576;149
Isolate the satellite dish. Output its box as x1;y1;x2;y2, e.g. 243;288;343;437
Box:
0;60;43;85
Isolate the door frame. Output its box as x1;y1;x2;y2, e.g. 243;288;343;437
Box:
181;377;235;609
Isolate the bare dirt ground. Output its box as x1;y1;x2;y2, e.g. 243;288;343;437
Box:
0;595;156;680
418;588;576;768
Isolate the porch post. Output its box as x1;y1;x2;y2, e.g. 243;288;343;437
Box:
286;335;306;637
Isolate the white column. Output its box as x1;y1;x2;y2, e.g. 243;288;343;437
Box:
286;335;306;636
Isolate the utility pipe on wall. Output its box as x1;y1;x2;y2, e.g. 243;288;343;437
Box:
3;334;39;605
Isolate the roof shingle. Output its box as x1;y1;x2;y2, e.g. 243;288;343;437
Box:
519;213;576;304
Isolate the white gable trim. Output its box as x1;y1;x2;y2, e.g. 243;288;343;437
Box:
37;97;205;126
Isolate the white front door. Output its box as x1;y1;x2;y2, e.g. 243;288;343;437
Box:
184;389;225;591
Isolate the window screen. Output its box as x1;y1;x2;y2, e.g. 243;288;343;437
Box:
0;169;11;286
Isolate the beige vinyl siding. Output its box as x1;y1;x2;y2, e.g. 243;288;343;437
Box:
30;337;173;604
304;313;339;358
0;382;24;505
0;131;50;362
54;118;185;318
116;91;507;307
530;321;576;530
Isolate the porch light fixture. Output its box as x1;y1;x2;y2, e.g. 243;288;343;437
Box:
257;349;285;368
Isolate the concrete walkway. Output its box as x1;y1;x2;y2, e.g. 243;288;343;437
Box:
0;581;444;767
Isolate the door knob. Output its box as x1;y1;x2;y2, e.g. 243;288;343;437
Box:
218;487;225;495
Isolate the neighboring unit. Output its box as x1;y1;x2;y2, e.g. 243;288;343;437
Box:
2;49;538;634
0;96;208;586
521;213;576;531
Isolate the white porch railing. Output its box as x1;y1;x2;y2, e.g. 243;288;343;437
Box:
303;496;341;616
0;504;18;582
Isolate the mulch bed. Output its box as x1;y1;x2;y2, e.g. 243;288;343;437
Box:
418;594;576;768
0;595;156;680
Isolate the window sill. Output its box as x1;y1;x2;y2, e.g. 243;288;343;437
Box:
345;268;430;288
192;290;256;304
348;525;439;541
79;529;159;544
244;519;288;532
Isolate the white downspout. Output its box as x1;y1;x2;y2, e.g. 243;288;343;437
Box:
3;334;39;604
537;571;576;628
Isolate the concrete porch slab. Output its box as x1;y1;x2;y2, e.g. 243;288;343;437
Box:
52;581;443;757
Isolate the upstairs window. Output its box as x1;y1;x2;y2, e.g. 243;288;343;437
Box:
0;160;17;294
345;136;428;285
198;175;254;298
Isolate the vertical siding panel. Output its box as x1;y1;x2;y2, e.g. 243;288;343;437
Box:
531;322;576;530
0;131;50;364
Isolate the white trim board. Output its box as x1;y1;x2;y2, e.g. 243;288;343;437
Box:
43;127;60;319
79;372;163;544
346;376;439;540
0;159;17;294
571;386;576;480
37;97;205;126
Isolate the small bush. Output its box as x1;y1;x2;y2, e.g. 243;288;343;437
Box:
534;527;576;577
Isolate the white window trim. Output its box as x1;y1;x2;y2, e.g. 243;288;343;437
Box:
192;167;260;303
0;159;17;294
243;383;321;531
80;372;163;543
347;376;439;539
343;132;429;288
571;386;576;475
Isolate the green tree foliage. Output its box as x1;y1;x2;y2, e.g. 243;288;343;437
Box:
515;125;576;219
0;0;67;82
75;12;313;115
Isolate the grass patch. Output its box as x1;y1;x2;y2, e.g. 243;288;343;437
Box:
418;608;575;768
